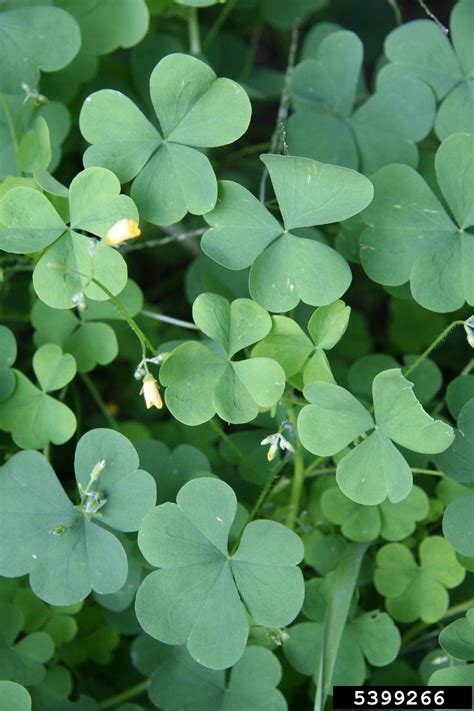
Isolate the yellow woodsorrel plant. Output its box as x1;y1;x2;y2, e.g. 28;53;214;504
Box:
0;1;473;709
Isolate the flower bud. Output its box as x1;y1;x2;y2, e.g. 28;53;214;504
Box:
105;218;141;247
141;374;163;410
464;316;474;348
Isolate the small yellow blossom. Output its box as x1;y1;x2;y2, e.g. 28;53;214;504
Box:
105;218;141;247
140;374;163;410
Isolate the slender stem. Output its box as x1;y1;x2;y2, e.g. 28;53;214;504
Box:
286;404;305;530
461;357;474;376
259;21;299;202
304;455;327;477
17;98;27;143
306;465;444;478
416;0;449;34
386;0;402;24
123;228;205;252
99;680;150;709
403;320;465;379
0;93;18;150
80;373;118;430
188;7;201;55
140;309;198;331
90;278;156;356
203;0;237;51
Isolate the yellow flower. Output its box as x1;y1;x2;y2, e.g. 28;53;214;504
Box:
141;374;163;410
105;218;141;247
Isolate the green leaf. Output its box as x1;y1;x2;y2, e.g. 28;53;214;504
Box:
439;608;474;661
203;154;372;312
289;29;435;172
0;604;54;686
429;664;474;687
56;0;149;55
80;54;251;225
133;637;286;710
321;485;429;542
32;344;76;393
0;6;81;94
435;399;474;485
16;118;52;174
360;134;474;313
443;492;474;558
0;681;31;711
160;294;285;425
136;440;211;503
298;369;453;504
0;430;156;604
135;478;304;669
374;537;465;623
0;371;77;450
384;3;474;140
0;325;17;403
0;188;67;254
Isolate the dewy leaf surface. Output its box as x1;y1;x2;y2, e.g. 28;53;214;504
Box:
135;478;304;669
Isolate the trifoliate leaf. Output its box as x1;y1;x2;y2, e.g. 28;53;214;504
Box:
0;6;81;94
320;485;429;542
160;293;286;425
0;167;136;309
289;30;435;171
0;681;31;711
435;399;474;484
374;537;465;623
0;429;156;605
360;133;474;312
384;1;474;139
0;604;54;686
132;635;286;710
135;478;304;669
253;301;350;386
80;54;251;225
202;155;373;313
298;368;454;504
283;577;400;686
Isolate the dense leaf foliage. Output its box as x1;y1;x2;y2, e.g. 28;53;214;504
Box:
0;0;473;709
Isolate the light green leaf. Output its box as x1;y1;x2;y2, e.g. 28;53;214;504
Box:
56;0;149;55
436;399;474;484
0;371;76;450
81;54;251;225
298;369;453;504
261;154;373;229
0;6;81;94
133;636;286;711
429;664;474;687
32;344;76;393
0;430;155;605
135;478;304;669
439;608;474;661
193;293;271;357
160;294;285;425
321;485;429;542
0;681;31;711
0;326;17;403
16;118;52;174
0;188;66;254
360;134;474;312
298;381;373;456
308;300;351;349
443;492;474;558
374;537;465;623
